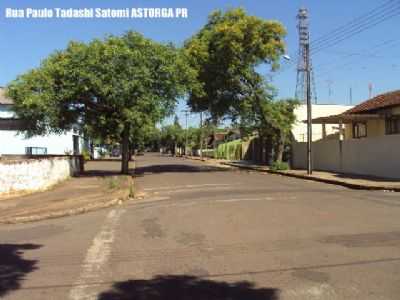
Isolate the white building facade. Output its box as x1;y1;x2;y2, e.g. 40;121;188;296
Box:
0;87;84;156
292;104;353;142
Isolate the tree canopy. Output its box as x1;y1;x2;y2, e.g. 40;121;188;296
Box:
160;115;185;154
184;8;299;163
7;8;297;167
7;31;195;173
184;8;287;121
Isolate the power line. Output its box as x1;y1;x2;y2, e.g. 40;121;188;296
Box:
310;0;399;49
315;39;400;79
315;39;400;74
311;8;400;54
274;0;400;75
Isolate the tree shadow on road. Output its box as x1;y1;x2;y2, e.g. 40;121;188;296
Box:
78;160;135;177
98;275;279;300
0;243;41;297
134;164;231;177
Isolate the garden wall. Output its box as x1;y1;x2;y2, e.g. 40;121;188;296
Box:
292;135;400;179
0;155;83;195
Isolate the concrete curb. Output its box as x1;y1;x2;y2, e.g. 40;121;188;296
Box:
0;197;128;225
0;176;136;225
221;162;400;192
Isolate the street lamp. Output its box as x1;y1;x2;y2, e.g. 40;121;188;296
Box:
199;111;203;160
283;54;291;61
279;52;312;174
305;44;312;175
181;109;189;156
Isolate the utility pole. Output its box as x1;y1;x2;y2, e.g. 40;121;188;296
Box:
296;7;313;175
199;111;203;160
295;8;317;104
305;43;313;175
349;87;353;105
368;83;373;98
182;109;189;156
185;110;189;156
326;80;333;102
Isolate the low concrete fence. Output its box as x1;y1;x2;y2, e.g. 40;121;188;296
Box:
0;155;83;195
292;135;400;179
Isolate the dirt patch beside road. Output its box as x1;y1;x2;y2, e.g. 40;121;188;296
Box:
0;160;135;224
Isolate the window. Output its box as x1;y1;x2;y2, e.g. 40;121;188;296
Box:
352;122;367;138
386;116;400;135
25;147;47;155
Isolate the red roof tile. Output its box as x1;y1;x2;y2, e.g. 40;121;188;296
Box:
345;90;400;114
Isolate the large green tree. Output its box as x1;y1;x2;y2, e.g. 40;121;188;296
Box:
7;31;194;173
160;115;185;155
184;8;286;121
185;8;299;163
240;91;299;163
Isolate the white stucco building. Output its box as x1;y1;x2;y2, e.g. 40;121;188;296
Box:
292;104;353;142
0;87;84;156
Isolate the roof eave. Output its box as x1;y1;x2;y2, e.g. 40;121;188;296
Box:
306;113;383;124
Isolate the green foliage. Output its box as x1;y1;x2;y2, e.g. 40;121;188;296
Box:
129;182;135;198
7;31;195;173
106;177;121;190
131;123;160;152
258;98;300;162
160;116;185;153
97;148;107;158
81;149;91;161
184;8;286;120
239;92;300;162
201;149;215;158
216;139;242;160
105;175;131;191
262;99;300;137
270;160;289;171
184;8;297;164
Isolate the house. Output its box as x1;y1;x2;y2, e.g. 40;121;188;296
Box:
292;90;400;179
292;104;353;141
205;129;241;148
0;87;85;156
310;90;400;140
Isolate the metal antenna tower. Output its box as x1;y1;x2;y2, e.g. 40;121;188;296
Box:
295;8;317;103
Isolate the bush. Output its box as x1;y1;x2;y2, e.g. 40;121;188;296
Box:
81;149;91;161
216;139;242;160
201;149;215;158
270;160;289;171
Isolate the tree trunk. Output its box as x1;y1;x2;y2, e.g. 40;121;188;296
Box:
121;125;130;174
275;132;285;162
128;143;134;161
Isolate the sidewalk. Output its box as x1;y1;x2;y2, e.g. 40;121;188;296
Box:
0;160;135;224
274;169;400;191
184;156;400;192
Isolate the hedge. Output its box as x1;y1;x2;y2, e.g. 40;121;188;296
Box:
215;139;242;160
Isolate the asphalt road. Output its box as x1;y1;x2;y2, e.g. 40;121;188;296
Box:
1;153;400;300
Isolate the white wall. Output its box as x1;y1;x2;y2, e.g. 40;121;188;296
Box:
0;156;82;195
1;103;85;155
292;104;353;142
292;134;400;179
0;130;77;155
0;105;14;118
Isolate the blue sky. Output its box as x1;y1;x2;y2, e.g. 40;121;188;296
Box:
1;0;399;127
